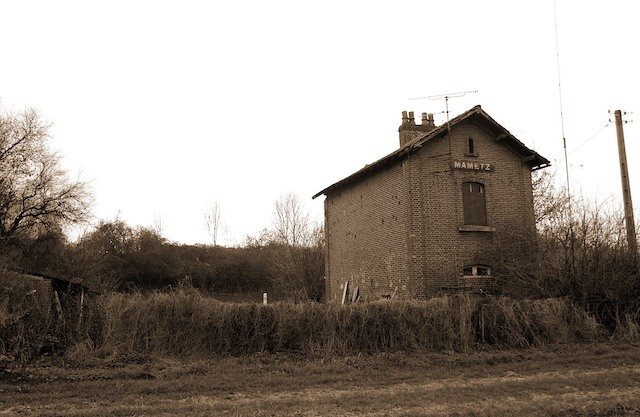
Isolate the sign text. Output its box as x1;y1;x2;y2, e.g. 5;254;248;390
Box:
452;160;493;171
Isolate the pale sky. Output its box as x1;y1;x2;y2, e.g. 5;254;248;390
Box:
1;1;638;245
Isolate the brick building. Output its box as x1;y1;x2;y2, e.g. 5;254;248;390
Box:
313;105;550;301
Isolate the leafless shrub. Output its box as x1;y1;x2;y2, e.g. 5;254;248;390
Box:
92;291;604;357
1;283;624;361
269;193;324;301
0;269;56;361
612;313;640;343
489;170;639;328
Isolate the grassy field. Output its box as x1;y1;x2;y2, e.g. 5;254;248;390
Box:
2;343;640;416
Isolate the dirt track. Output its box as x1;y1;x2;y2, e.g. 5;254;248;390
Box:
2;344;640;416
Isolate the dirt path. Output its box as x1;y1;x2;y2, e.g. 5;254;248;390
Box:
2;344;640;416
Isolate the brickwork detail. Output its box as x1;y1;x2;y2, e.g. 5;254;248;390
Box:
325;163;409;301
324;114;541;301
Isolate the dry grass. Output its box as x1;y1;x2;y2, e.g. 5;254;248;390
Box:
3;344;640;416
613;313;640;343
3;286;630;361
93;290;606;357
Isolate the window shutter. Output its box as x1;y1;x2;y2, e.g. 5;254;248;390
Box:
463;183;474;224
462;182;487;225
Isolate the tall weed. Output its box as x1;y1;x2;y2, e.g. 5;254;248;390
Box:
93;291;606;357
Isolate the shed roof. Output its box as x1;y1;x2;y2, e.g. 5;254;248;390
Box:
13;269;100;294
313;105;550;199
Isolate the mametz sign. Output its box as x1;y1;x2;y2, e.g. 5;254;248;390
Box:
452;160;493;171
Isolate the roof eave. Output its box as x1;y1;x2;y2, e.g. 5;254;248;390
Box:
312;147;411;199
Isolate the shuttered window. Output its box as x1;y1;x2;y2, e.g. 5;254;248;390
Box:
462;182;487;225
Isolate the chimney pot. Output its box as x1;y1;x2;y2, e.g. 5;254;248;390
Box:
428;113;434;124
408;111;415;124
401;111;409;124
421;112;429;125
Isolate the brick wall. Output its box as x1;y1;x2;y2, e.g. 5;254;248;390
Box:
415;121;537;296
324;117;539;301
325;163;409;301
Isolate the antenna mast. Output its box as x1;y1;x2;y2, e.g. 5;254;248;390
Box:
409;90;478;130
554;0;571;209
554;0;576;274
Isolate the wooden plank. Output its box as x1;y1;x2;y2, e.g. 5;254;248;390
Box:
341;281;349;304
53;290;66;328
77;288;85;333
351;286;360;303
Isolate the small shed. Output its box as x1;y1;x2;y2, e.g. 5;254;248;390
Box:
0;269;97;336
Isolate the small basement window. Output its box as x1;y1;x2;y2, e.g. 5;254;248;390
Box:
463;265;492;278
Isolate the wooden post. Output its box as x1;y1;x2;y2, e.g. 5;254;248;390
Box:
77;288;85;333
351;286;360;303
480;302;485;344
341;281;349;304
614;110;638;259
53;290;66;329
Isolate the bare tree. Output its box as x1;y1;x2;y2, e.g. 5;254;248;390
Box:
204;201;223;246
270;193;324;301
533;169;570;230
0;107;92;250
152;212;165;236
272;192;312;247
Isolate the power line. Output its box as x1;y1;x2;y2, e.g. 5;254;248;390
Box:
568;123;611;155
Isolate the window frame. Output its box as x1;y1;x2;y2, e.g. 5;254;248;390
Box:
465;137;478;157
462;264;492;278
462;181;487;226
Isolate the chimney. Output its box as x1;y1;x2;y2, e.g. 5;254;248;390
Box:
398;110;438;147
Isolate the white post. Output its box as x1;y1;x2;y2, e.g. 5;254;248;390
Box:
263;292;268;305
341;281;349;304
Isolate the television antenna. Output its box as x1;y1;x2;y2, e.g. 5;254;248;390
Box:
409;89;478;129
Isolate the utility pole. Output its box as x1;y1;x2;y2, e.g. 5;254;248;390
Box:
613;109;638;259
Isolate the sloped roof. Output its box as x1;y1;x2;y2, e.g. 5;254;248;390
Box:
13;268;100;294
313;105;550;199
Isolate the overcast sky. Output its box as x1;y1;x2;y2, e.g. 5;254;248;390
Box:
1;0;638;245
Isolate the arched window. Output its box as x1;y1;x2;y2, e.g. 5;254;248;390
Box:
462;182;487;225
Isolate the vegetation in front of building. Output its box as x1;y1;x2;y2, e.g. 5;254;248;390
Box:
1;105;639;363
3;288;625;361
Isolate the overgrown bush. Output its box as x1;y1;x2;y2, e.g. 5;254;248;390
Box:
268;193;325;301
487;171;640;330
92;291;605;357
4;285;630;361
0;271;54;361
